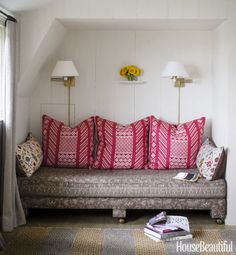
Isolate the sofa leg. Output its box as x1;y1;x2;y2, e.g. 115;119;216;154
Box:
216;218;224;225
113;209;126;221
210;201;225;224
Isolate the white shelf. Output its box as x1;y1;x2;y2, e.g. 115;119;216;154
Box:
119;80;146;84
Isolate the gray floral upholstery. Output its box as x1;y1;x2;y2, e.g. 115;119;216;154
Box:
18;167;226;220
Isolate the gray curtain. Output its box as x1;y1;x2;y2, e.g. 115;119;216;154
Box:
0;121;6;249
0;121;4;213
1;20;26;232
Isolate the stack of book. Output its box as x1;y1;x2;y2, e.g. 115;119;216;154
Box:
144;211;193;242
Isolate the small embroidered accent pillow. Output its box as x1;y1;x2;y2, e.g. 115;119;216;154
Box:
16;133;43;177
196;138;225;181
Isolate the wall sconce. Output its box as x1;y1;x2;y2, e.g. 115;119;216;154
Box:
51;61;79;126
162;61;192;124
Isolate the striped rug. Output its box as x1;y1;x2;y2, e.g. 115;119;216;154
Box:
2;227;236;255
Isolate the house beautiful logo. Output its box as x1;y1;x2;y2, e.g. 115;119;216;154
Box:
176;240;233;253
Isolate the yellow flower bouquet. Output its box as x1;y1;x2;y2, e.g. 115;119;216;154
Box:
120;65;142;81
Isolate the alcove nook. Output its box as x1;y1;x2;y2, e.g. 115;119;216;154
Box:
16;13;235;224
17;18;224;140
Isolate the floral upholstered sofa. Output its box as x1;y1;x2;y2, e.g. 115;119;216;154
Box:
18;167;226;223
17;115;226;223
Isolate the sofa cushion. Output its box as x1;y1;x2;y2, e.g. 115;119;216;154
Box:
42;115;94;168
93;116;149;169
196;138;225;181
149;116;205;169
16;133;43;177
18;167;226;199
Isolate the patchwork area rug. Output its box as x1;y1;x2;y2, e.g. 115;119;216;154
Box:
2;227;236;255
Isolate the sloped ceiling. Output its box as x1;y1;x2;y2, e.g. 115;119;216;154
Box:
18;18;224;97
18;19;67;97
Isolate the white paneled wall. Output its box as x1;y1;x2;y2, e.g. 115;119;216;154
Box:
17;0;236;225
30;30;212;140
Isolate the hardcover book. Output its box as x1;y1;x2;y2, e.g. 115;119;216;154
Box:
144;226;190;240
144;232;193;242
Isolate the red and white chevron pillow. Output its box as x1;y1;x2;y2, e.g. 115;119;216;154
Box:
42;115;94;168
93;116;149;169
149;116;205;169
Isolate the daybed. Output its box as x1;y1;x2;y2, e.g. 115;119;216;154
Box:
18;167;226;223
17;115;226;224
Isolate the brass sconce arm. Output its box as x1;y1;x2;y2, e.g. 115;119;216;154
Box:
171;76;192;88
51;77;76;87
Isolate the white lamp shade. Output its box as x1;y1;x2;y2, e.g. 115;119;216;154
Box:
51;61;79;77
161;61;189;78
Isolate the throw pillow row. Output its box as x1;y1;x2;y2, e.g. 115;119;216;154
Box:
42;114;206;170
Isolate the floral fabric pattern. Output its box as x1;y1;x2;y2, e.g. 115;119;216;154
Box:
18;167;226;198
196;138;224;180
16;133;43;177
18;167;226;220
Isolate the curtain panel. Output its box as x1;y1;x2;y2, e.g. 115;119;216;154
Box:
0;120;4;217
1;20;26;232
0;121;6;249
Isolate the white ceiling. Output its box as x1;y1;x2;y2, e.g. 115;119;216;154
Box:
61;19;224;31
0;0;55;12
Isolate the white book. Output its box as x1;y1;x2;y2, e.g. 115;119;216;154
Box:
146;215;191;233
166;216;190;233
144;227;189;240
144;232;193;242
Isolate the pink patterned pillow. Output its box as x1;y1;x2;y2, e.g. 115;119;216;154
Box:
42;115;94;168
93;116;149;169
149;116;205;169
